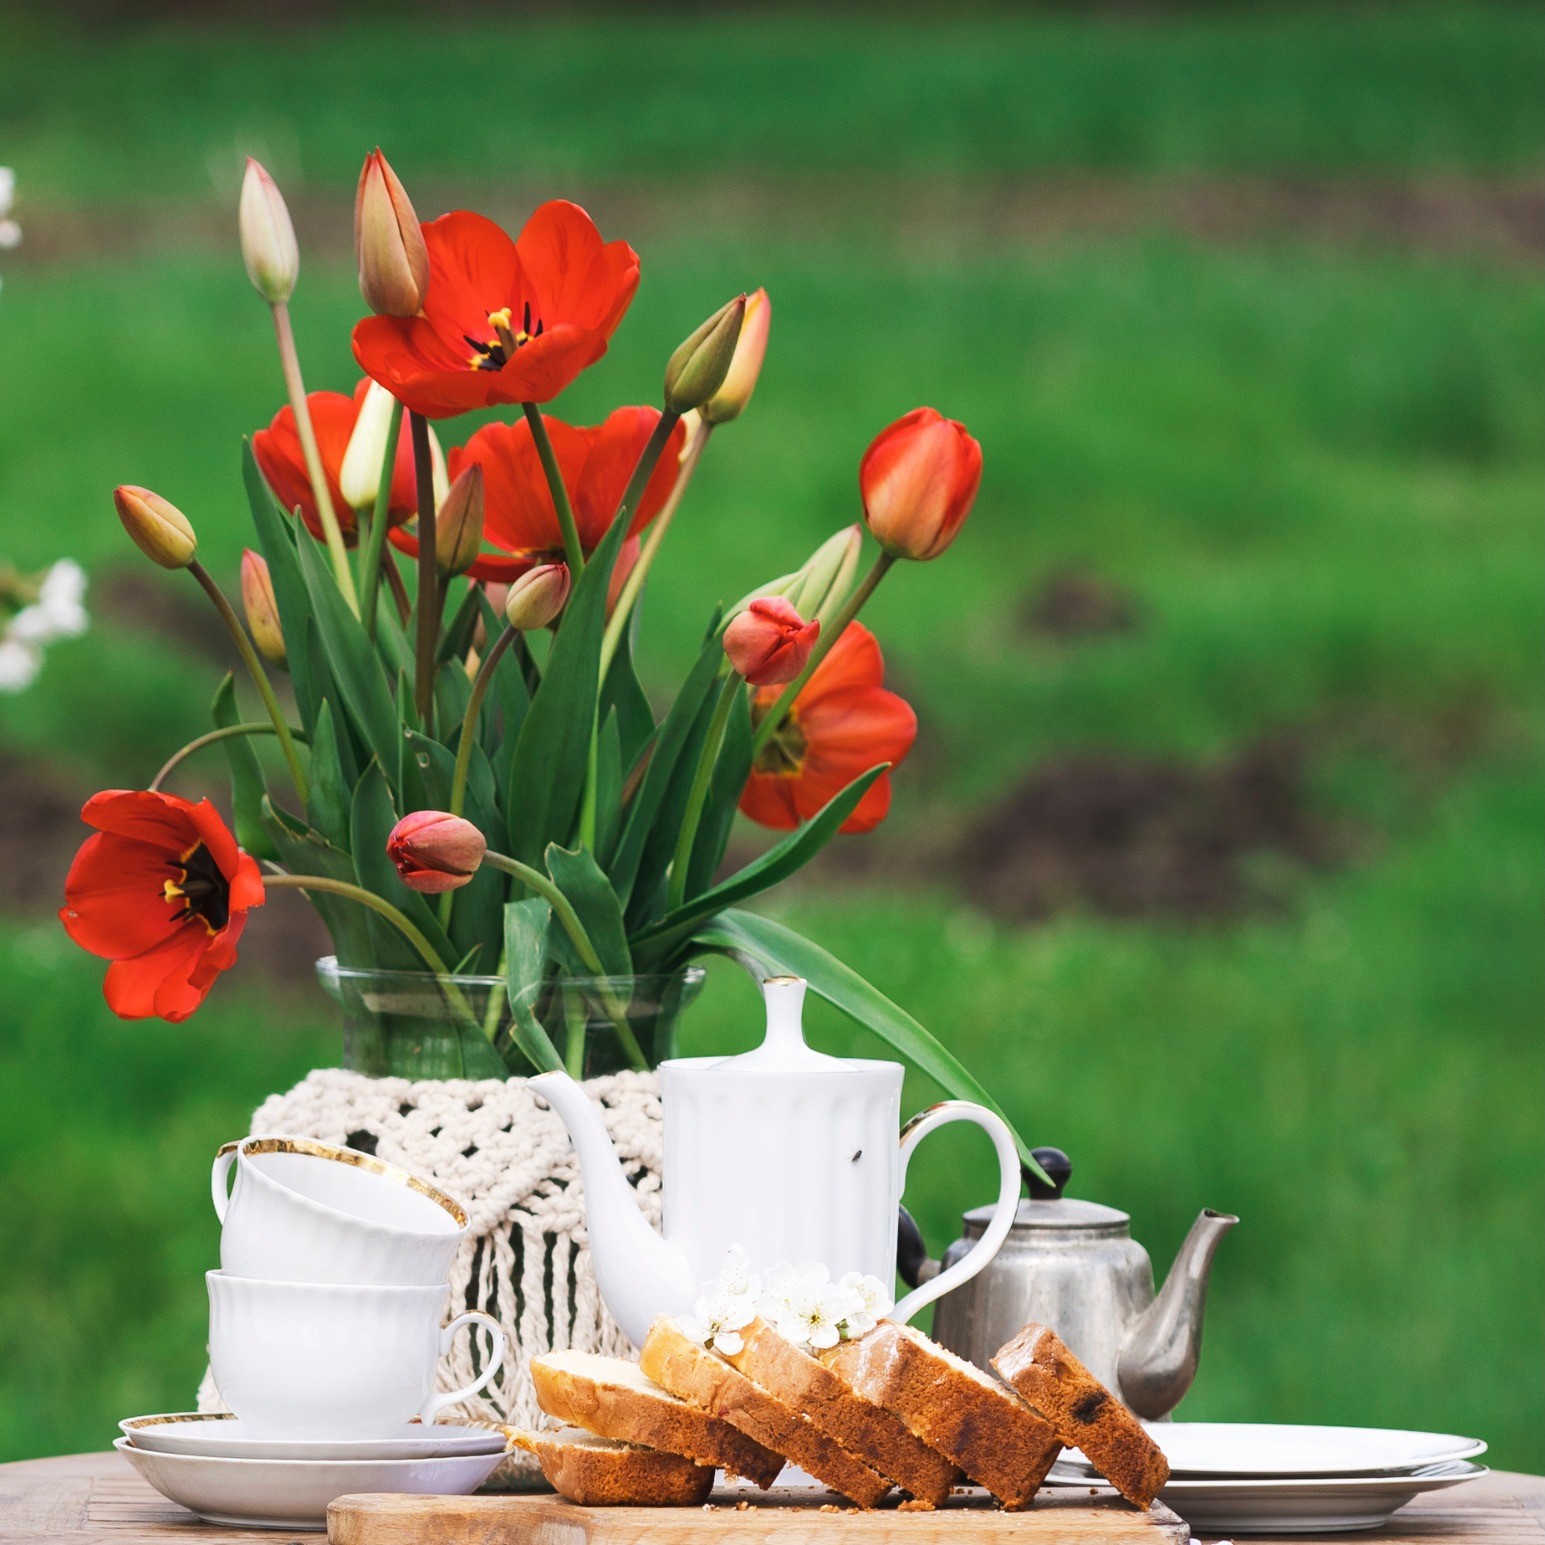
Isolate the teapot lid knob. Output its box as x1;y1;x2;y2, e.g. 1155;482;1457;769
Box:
1025;1146;1071;1200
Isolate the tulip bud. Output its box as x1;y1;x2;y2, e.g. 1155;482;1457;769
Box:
723;596;819;687
339;381;402;511
434;465;484;579
354;149;429;318
240;549;285;666
113;485;197;570
238;158;299;306
663;295;747;415
702;287;770;426
386;810;487;894
787;523;863;626
859;407;983;563
504;563;571;631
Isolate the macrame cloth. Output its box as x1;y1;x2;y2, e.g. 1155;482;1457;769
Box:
197;1066;662;1486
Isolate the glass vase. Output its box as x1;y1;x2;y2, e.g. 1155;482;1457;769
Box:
318;956;705;1081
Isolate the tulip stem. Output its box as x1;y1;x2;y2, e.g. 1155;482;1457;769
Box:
523;404;584;577
151;721;307;792
600;420;710;679
449;624;517;820
750;550;895;757
264;873;484;1036
188;561;308;801
481;849;647;1071
358;404;403;640
667;666;741;913
270;303;358;615
409;411;439;730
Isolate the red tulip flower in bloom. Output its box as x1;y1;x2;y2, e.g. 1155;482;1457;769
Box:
740;623;916;834
60;790;265;1022
352;202;640;419
387;811;487;894
860;407;982;562
253;378;417;544
724;597;820;687
391;407;685;591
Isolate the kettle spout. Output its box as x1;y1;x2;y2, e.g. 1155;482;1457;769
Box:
531;1070;697;1348
1116;1208;1238;1420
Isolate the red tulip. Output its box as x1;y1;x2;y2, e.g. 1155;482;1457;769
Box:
352;202;639;420
240;549;285;666
60;790;265;1022
724;597;819;686
389;407;686;590
860;407;982;562
740;623;916;834
387;811;487;894
252;378;419;545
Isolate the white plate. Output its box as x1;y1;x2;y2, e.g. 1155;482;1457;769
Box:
1059;1421;1487;1478
1045;1458;1489;1534
115;1435;509;1530
121;1411;508;1462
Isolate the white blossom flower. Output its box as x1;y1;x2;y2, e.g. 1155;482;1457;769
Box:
759;1262;853;1350
9;560;87;645
677;1286;757;1357
0;637;41;692
836;1271;892;1338
717;1243;759;1302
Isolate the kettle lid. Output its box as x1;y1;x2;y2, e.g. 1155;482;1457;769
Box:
712;976;854;1073
967;1147;1129;1231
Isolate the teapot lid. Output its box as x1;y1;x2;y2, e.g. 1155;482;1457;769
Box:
967;1147;1129;1232
712;976;856;1073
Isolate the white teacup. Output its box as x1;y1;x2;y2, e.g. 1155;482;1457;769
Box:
213;1134;468;1286
206;1271;504;1440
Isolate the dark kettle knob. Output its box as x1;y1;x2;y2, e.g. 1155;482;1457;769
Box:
896;1204;938;1288
1025;1146;1071;1200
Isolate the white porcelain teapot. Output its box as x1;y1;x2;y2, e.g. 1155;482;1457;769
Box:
533;976;1022;1347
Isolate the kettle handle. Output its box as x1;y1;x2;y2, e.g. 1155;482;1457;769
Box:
891;1101;1021;1326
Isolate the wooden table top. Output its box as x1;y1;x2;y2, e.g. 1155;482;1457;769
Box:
0;1451;1539;1544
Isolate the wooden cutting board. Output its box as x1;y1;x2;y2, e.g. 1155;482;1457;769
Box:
327;1487;1190;1543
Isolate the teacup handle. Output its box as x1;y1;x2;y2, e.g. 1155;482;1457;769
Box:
421;1311;506;1425
890;1101;1021;1326
211;1142;240;1224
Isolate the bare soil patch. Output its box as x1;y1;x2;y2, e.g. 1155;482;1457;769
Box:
1021;568;1144;640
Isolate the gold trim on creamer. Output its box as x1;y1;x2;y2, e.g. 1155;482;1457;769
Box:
218;1136;468;1227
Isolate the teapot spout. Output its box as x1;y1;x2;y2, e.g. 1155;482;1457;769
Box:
1117;1208;1238;1419
531;1071;696;1348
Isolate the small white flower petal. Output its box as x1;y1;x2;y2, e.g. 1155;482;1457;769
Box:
715;1330;744;1355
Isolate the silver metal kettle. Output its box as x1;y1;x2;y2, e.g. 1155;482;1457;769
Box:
898;1147;1237;1420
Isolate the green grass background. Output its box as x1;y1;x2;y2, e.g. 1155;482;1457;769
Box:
0;4;1540;1473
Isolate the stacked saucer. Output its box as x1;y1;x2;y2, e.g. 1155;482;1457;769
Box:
118;1134;510;1529
1045;1421;1488;1534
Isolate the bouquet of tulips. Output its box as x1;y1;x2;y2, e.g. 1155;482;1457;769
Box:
59;151;1019;1148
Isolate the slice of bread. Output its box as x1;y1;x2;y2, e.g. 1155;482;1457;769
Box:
720;1317;960;1507
640;1316;893;1508
992;1323;1170;1508
820;1320;1062;1509
530;1349;783;1488
513;1425;715;1506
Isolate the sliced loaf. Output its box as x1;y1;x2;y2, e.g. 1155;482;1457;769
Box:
640;1315;892;1508
992;1323;1170;1507
530;1349;783;1488
513;1425;716;1506
720;1317;959;1506
820;1320;1062;1508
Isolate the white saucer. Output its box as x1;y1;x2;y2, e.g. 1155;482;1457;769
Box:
121;1411;508;1461
1059;1421;1487;1479
1045;1458;1489;1534
115;1434;510;1530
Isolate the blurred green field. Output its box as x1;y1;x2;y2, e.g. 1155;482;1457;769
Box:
1;3;1541;1476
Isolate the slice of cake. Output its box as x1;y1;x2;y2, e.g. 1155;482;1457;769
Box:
821;1320;1062;1508
530;1349;783;1488
513;1425;716;1506
720;1317;959;1506
640;1315;893;1508
992;1323;1170;1507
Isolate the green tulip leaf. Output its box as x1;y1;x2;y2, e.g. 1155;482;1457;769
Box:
546;842;632;979
210;672;278;860
503;898;563;1074
242;442;317;733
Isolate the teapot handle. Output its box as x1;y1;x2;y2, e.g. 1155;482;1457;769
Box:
891;1101;1021;1326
